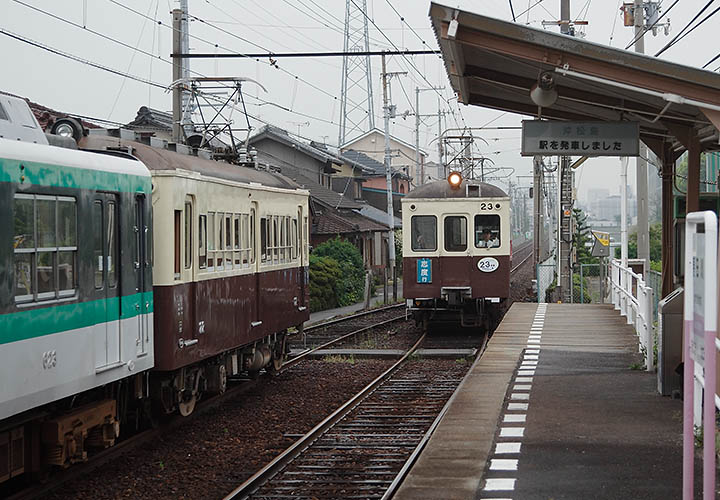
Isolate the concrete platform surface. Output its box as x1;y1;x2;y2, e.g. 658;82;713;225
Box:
394;303;700;500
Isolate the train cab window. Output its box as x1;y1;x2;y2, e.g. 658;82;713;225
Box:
199;215;207;269
444;216;467;252
474;214;501;248
411;215;437;251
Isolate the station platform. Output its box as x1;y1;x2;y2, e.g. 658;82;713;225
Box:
394;303;697;500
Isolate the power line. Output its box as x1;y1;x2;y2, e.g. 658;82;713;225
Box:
655;4;720;55
0;28;167;89
172;50;439;58
655;0;715;56
509;0;517;21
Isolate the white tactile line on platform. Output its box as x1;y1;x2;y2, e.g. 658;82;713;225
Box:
483;308;546;499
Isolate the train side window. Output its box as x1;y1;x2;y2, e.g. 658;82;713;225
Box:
260;216;268;262
225;213;233;268
249;209;255;265
474;214;501;248
234;214;241;267
241;214;249;266
411;215;437;251
272;216;279;263
217;212;224;269
94;201;104;288
444;216;467;252
174;209;181;279
199;215;207;269
184;201;192;270
207;212;215;270
292;218;298;260
107;201;118;288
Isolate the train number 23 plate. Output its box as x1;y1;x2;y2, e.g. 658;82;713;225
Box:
477;257;499;273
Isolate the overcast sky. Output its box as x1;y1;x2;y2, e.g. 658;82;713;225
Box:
1;0;717;199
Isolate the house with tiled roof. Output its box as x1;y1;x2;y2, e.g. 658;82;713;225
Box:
249;126;392;271
339;149;409;217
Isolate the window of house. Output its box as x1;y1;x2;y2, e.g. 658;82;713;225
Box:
410;215;437;251
444;216;467;252
14;194;78;303
474;214;501;248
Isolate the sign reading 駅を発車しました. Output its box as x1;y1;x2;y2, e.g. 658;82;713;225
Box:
521;121;639;157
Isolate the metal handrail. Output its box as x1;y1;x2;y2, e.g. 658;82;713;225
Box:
609;259;654;371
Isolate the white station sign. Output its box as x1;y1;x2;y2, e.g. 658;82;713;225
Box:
478;257;499;273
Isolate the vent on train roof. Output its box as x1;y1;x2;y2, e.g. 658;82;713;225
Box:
467;184;481;197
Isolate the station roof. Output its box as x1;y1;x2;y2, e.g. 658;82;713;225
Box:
429;3;720;155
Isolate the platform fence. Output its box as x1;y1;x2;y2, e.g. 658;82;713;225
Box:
609;259;654;371
536;263;556;303
574;264;604;304
646;270;662;323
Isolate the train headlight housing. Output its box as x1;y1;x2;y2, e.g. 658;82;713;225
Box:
447;171;462;189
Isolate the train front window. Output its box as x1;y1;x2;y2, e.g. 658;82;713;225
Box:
444;216;467;252
475;214;501;248
411;215;437;251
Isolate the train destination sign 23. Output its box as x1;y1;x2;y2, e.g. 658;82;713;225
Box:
521;121;639;157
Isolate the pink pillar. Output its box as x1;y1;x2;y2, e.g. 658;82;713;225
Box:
683;320;694;500
703;328;716;500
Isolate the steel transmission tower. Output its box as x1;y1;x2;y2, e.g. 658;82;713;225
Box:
338;0;375;147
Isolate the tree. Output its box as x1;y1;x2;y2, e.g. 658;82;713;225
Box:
572;207;598;266
311;237;365;308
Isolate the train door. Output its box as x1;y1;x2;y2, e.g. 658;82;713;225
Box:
297;205;306;300
252;201;261;327
134;194;150;357
93;194;121;370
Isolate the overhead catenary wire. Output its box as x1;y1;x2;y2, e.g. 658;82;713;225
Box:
654;0;715;56
655;4;720;55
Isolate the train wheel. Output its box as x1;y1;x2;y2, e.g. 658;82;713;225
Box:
268;336;287;374
178;392;197;416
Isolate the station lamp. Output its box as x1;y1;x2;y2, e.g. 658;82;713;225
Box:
448;171;463;189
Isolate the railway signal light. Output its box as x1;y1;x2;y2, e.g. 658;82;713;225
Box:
448;171;462;189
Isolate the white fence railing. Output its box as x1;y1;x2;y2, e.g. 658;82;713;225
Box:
609;259;654;371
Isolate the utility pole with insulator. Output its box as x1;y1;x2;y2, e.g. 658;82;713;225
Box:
172;8;183;144
380;54;406;302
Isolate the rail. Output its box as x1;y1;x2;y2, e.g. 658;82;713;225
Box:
609;259;654;371
681;211;718;500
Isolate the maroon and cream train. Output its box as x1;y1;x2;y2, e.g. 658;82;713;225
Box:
402;175;510;331
82;135;310;416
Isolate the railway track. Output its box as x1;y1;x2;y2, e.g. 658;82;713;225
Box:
7;305;408;500
223;335;474;500
511;239;534;274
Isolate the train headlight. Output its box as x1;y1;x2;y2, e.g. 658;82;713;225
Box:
447;171;462;189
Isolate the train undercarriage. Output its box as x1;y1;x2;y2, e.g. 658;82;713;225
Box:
409;294;505;333
0;329;294;491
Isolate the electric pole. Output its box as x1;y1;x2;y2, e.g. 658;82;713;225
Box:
172;8;183;144
381;54;406;301
633;0;649;274
414;86;445;185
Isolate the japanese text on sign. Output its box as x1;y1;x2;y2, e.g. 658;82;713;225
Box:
417;258;432;284
521;121;639;157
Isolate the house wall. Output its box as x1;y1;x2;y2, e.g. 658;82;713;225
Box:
253;138;329;186
345;130;424;185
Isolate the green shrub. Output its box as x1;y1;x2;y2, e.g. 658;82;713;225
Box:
312;237;366;308
309;254;342;312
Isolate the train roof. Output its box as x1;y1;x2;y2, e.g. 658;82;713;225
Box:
404;179;507;199
0;136;150;179
80;134;301;191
